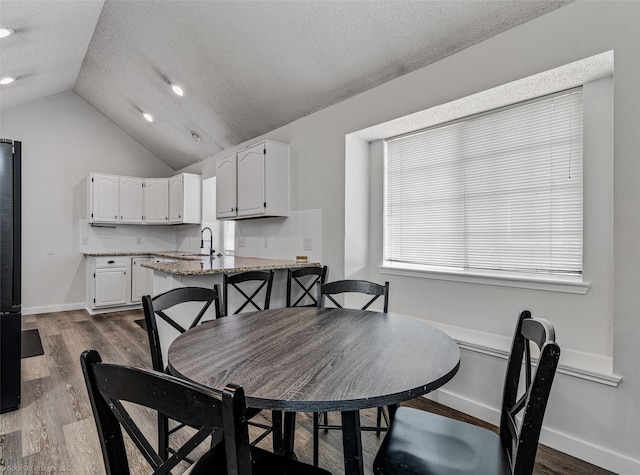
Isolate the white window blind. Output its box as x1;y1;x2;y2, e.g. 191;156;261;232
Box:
385;88;583;277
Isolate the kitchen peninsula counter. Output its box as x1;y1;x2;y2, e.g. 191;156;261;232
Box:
143;255;320;308
141;256;319;276
82;251;319;313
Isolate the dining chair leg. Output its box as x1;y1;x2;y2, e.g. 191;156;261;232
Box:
313;412;320;466
158;413;169;460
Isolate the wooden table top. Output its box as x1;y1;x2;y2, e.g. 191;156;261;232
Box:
168;307;460;412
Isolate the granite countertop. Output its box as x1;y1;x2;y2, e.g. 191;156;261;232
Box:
82;250;211;260
140;256;319;275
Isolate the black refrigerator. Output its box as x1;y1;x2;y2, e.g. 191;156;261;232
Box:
0;138;21;413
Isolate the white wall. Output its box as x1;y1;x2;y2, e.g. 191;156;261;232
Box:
0;92;176;314
180;3;640;472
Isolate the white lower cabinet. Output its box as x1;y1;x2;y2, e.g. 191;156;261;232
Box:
91;257;130;308
88;256;163;311
131;257;161;302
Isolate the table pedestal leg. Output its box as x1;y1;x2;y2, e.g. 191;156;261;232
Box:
341;410;364;475
272;411;283;455
283;412;297;460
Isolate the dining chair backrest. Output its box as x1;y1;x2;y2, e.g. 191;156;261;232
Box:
500;310;561;473
142;285;221;372
80;349;254;475
287;266;328;307
223;270;274;316
317;279;389;312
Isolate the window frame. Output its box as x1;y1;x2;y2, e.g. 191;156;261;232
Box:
381;89;590;294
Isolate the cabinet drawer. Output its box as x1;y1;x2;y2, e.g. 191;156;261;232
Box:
94;257;129;268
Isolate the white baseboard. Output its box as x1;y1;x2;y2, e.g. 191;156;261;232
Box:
22;302;86;315
86;304;142;315
21;302;144;316
427;389;640;475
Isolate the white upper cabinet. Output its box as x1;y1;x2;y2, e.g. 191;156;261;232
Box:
87;172;201;225
119;176;144;223
89;173;120;224
216;154;238;219
169;173;202;224
216;140;289;220
237;143;266;217
144;178;169;224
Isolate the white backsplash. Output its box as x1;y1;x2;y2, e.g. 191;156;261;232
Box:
234;209;322;263
79;209;322;263
79;218;180;253
175;223;209;253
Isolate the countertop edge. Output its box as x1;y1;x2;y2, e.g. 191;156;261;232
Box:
141;258;319;276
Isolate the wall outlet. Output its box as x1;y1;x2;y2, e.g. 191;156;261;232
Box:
238;237;246;247
303;237;313;251
136;237;143;245
81;237;89;245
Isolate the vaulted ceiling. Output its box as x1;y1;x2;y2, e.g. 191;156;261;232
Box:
0;0;571;170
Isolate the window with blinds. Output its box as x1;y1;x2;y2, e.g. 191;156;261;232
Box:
384;88;583;278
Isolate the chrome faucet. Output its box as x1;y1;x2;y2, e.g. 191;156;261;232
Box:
200;227;214;256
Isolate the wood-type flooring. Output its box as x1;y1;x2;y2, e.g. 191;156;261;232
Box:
0;308;614;474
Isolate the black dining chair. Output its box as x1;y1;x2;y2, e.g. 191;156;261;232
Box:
223;270;274;316
286;266;328;307
81;349;332;475
318;279;389;312
313;279;392;466
142;285;281;461
373;309;561;475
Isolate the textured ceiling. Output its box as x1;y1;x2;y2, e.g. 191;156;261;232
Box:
0;1;104;110
1;1;571;170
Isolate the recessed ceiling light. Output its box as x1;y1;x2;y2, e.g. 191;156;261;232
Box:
142;112;154;122
0;77;15;85
171;84;184;97
0;28;14;39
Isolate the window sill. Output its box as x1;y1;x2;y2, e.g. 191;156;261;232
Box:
379;263;590;294
401;315;621;387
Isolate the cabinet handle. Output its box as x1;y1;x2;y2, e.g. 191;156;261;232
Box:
108;260;115;264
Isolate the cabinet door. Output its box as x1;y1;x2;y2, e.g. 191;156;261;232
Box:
144;178;169;224
237;143;265;217
120;177;144;223
216;155;238;219
95;268;128;307
131;257;155;302
169;175;183;223
90;173;119;223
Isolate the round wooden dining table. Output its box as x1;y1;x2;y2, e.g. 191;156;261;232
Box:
168;306;460;475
